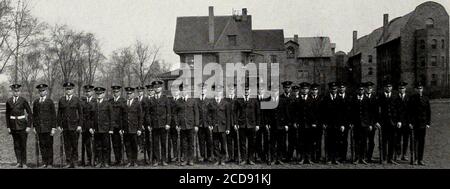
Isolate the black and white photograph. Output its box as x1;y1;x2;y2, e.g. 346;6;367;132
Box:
0;0;449;186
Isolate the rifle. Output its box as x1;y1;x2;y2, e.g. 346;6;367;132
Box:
149;128;153;165
35;131;40;167
236;126;241;164
165;129;169;163
142;127;147;164
267;125;271;164
296;124;300;162
323;126;328;163
193;129;197;161
209;126;214;160
81;133;85;166
91;132;95;166
177;128;181;165
121;131;125;165
378;127;383;164
350;126;355;163
410;127;415;165
60;130;65;167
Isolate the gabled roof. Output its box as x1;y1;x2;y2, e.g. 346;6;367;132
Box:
252;30;285;51
377;12;414;46
285;37;334;58
349;27;383;57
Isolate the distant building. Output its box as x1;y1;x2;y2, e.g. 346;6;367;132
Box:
169;6;285;90
349;1;449;98
284;35;339;90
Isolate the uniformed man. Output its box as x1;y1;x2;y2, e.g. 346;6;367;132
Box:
57;82;83;168
149;80;171;166
169;86;181;162
5;84;32;168
408;82;431;166
91;87;113;168
364;82;379;163
143;84;154;163
309;83;323;163
175;83;199;166
297;82;315;164
135;86;147;158
376;81;398;164
322;82;340;164
123;87;143;167
336;82;352;163
110;85;126;165
208;84;231;166
267;86;283;165
287;85;300;162
272;81;292;164
395;82;410;161
256;82;270;164
225;83;239;163
351;83;371;164
237;83;259;165
197;82;213;162
32;84;57;168
80;85;95;166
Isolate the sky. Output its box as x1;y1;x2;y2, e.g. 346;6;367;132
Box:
0;0;448;83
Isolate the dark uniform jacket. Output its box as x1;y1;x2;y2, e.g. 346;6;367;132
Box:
395;93;410;125
296;95;315;129
279;93;292;127
322;93;340;128
150;94;171;128
5;96;32;130
197;96;210;128
57;95;82;131
93;99;113;133
137;95;148;129
170;96;179;126
257;94;270;127
309;94;323;127
336;93;353;127
32;97;56;133
377;92;398;127
266;96;283;130
365;93;379;125
110;96;126;129
226;96;239;127
142;96;153;128
123;98;143;134
208;98;231;133
81;96;96;131
175;97;199;130
408;94;431;129
237;96;260;128
351;95;372;128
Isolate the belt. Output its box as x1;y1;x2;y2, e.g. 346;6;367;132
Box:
10;115;26;120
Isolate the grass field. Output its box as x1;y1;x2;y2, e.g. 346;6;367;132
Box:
1;100;449;169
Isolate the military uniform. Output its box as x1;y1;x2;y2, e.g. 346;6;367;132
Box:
197;88;213;162
287;86;300;162
364;82;379;162
336;83;352;162
123;87;143;167
32;84;56;167
57;82;83;168
208;85;231;165
394;82;410;161
149;81;171;166
309;83;324;163
378;82;398;164
237;92;259;165
109;86;126;165
169;95;179;162
5;84;32;168
296;82;315;164
256;92;270;163
323;82;340;164
80;85;95;166
92;87;113;167
226;89;239;163
351;84;372;164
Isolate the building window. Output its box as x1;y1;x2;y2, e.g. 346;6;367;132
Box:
426;18;434;28
270;55;278;63
420;57;426;67
297;70;309;79
304;60;309;66
431;74;438;86
368;67;373;75
442;56;446;67
185;55;194;65
368;55;373;63
249;54;256;63
228;35;237;46
287;46;295;59
442;39;446;49
420;40;426;49
431;39;438;49
431;56;437;66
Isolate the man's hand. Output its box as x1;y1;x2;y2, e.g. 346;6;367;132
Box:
375;123;381;129
165;125;170;130
119;130;124;135
426;125;430;129
312;124;317;128
409;124;413;130
209;126;213;131
76;126;82;133
51;128;56;136
285;126;289;132
226;130;230;135
25;127;31;133
89;128;94;135
194;126;199;132
147;126;151;131
369;126;373;131
33;127;37;134
176;126;181;132
293;123;298;129
57;126;62;131
234;125;238;131
397;122;402;129
340;126;345;132
137;130;142;136
7;128;11;134
255;126;260;132
108;130;113;134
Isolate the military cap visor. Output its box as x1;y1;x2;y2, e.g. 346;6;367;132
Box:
125;87;135;92
291;86;300;90
136;86;145;90
151;80;164;87
94;87;106;93
299;82;311;89
365;82;375;87
281;81;293;87
83;85;95;91
36;84;48;90
63;82;75;88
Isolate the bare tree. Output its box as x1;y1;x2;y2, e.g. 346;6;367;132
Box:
82;33;104;85
111;47;134;87
16;41;42;102
311;37;326;83
4;0;45;83
0;0;12;74
132;40;161;86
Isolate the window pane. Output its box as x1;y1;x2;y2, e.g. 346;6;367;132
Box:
228;35;237;46
431;56;437;66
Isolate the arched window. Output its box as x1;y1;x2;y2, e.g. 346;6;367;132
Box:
426;18;434;28
442;39;446;49
368;67;373;76
420;40;426;49
287;46;295;59
431;39;438;49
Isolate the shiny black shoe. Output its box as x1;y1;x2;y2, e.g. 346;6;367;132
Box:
418;161;425;166
248;161;255;165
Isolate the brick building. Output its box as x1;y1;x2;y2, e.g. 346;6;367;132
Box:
170;6;285;91
349;1;449;98
284;35;338;90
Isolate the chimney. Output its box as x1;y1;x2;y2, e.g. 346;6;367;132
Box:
242;8;248;21
294;34;299;44
383;14;389;41
352;30;357;48
209;6;215;45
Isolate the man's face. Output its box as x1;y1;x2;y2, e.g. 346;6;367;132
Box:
173;90;180;97
216;90;223;98
283;86;291;94
155;86;162;93
245;89;250;96
258;88;265;95
301;88;309;95
85;90;93;97
358;88;365;95
330;87;338;94
312;88;319;96
65;88;73;96
385;86;392;93
113;90;120;97
365;86;373;94
202;88;207;95
39;90;47;97
138;91;144;97
399;87;406;94
338;86;346;94
229;87;235;96
97;93;105;99
127;92;134;100
12;90;20;97
416;87;424;94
